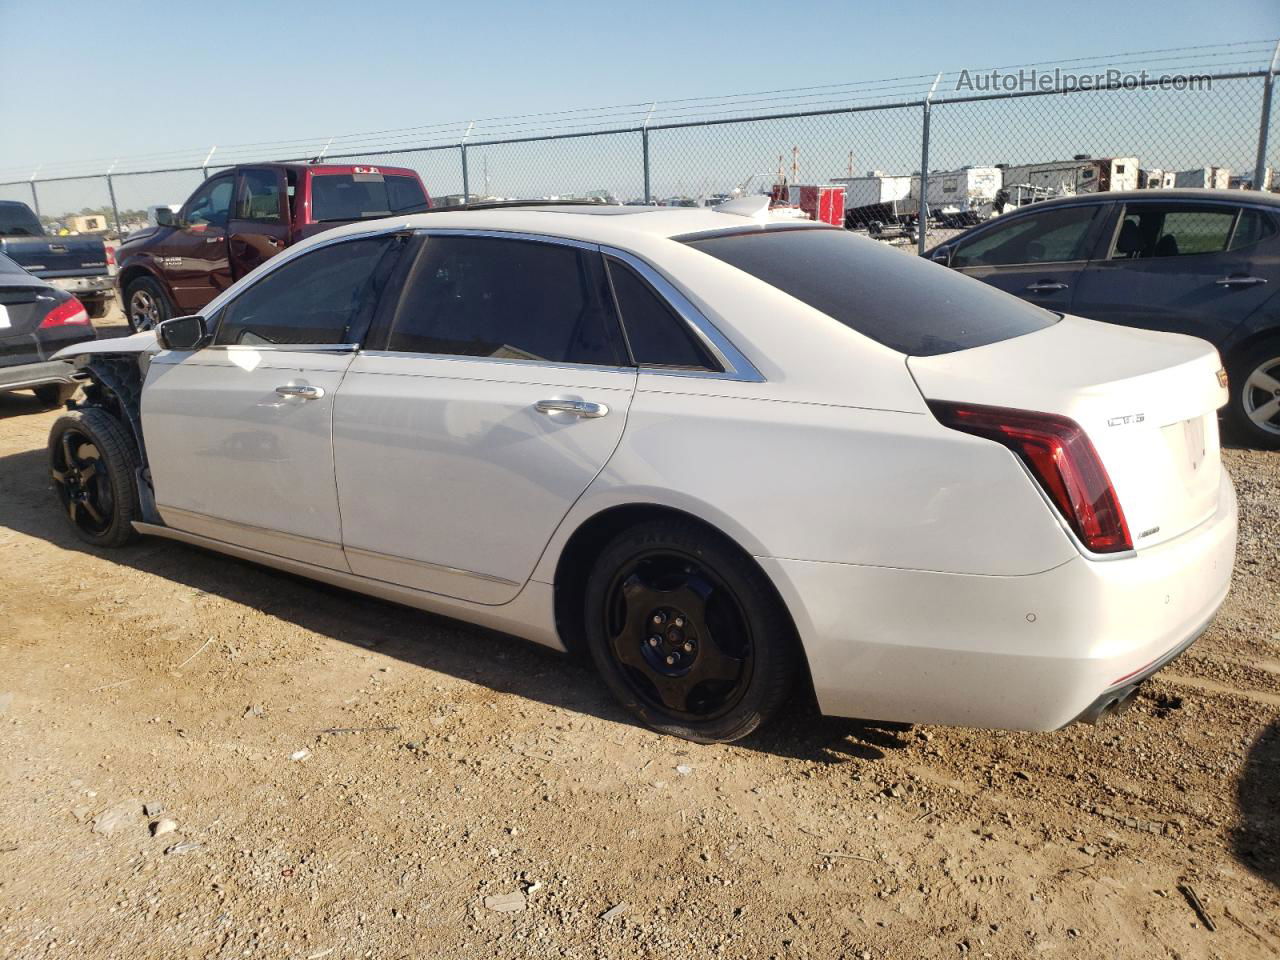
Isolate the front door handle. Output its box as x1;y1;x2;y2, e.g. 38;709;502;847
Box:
1025;280;1069;293
1215;275;1267;288
534;399;609;419
205;236;221;244
276;384;325;400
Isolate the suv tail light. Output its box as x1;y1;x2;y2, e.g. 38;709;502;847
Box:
105;244;116;266
39;297;90;328
930;401;1132;554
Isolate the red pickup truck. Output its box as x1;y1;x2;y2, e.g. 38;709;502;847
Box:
114;163;429;329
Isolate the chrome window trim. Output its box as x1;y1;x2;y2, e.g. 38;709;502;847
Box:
600;245;765;383
413;227;599;252
355;349;635;377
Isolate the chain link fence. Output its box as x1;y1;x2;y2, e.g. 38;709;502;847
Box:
3;61;1276;255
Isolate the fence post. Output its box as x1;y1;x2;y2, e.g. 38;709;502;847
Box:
1254;39;1280;191
201;144;217;180
106;174;122;237
917;74;941;256
642;128;652;204
460;144;470;202
29;180;40;218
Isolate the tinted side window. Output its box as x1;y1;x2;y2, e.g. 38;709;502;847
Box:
686;227;1057;357
235;170;283;223
215;237;393;346
1229;208;1278;250
386;236;624;365
951;205;1099;267
185;177;233;228
1110;205;1235;259
606;257;715;370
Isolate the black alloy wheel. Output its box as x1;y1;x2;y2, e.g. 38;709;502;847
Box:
48;408;140;547
585;518;799;743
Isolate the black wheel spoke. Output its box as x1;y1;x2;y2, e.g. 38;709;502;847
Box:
50;468;69;486
647;673;692;713
79;461;97;484
79;497;104;524
60;432;77;469
687;640;746;686
67;499;79;523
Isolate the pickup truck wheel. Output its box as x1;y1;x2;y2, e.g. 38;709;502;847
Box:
584;519;799;744
124;277;172;332
33;383;78;407
48;408;140;547
83;296;110;320
1227;339;1280;450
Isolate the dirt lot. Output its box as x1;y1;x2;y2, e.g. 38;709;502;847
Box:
0;360;1277;959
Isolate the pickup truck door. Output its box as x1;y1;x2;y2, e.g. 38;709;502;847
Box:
228;167;290;281
163;174;235;312
142;234;404;568
332;232;636;604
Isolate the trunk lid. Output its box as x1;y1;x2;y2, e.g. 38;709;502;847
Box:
0;278;59;367
908;314;1228;551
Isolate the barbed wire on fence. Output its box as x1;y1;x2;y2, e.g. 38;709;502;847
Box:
2;38;1276;248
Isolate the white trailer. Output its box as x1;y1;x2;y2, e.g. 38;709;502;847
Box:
910;166;1003;218
1173;166;1231;189
1139;168;1176;189
830;172;912;208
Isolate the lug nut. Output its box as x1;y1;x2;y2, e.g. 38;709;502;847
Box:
665;654;676;665
683;642;694;653
673;616;685;628
652;612;666;625
648;636;660;647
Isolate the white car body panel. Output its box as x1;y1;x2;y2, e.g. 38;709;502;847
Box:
56;206;1239;733
333;353;637;604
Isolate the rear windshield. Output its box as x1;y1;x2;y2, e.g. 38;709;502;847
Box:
0;252;27;275
310;173;427;222
684;227;1058;356
0;203;44;237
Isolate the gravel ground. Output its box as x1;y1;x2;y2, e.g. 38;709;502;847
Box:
0;368;1276;959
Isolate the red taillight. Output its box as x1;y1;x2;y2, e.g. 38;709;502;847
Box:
105;244;116;266
930;401;1132;554
40;297;90;328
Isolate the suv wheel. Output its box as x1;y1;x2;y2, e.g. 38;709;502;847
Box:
1228;340;1280;450
124;277;172;332
48;408;140;547
584;518;799;744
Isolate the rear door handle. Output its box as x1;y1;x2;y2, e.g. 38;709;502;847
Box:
534;399;609;419
275;384;325;399
1025;280;1069;293
205;236;222;244
1215;275;1267;288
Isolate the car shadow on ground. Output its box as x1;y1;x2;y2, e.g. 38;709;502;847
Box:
0;391;61;422
0;442;908;766
1233;720;1280;889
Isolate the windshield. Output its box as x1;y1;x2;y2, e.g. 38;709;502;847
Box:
684;226;1058;356
0;203;45;237
310;173;428;222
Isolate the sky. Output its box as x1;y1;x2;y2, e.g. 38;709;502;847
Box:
1;0;1277;212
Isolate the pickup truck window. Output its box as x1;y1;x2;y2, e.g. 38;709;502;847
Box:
311;173;427;222
186;177;233;228
0;203;44;237
235;170;283;223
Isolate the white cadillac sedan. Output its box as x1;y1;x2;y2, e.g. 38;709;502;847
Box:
49;198;1236;743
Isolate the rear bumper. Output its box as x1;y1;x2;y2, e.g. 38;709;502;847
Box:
0;360;84;392
44;275;114;299
761;471;1237;731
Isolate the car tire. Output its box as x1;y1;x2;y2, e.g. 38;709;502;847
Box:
48;408;140;548
83;296;110;320
1226;339;1280;450
583;518;799;744
124;276;172;332
32;382;78;407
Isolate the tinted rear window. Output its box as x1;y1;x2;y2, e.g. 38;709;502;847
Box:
0;252;27;275
311;173;427;222
685;227;1058;356
0;203;44;237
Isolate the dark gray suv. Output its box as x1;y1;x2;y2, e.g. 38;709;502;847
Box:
926;189;1280;448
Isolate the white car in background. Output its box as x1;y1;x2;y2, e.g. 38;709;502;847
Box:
48;198;1237;743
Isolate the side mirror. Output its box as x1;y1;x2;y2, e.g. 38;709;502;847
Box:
155;207;177;227
156;315;208;351
931;246;953;266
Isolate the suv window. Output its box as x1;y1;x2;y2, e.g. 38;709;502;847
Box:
1229;208;1277;250
686;227;1057;357
1110;204;1235;259
386;235;624;365
215;237;394;346
185;177;233;228
606;257;716;370
235;169;283;223
951;204;1100;267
